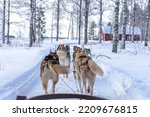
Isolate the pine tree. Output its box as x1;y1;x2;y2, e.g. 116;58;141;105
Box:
89;21;96;40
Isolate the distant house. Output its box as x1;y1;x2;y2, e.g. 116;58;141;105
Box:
100;25;141;41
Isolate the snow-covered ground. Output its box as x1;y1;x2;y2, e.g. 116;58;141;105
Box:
0;39;150;100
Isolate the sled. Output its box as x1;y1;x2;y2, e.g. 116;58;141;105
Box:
16;93;107;100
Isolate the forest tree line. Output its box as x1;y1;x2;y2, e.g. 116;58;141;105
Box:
0;0;150;52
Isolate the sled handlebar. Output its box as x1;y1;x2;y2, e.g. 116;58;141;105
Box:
16;93;107;100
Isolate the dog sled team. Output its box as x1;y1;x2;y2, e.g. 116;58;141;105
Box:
40;44;104;95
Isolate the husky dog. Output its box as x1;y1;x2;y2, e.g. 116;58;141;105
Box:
85;48;91;56
40;51;70;94
82;45;91;56
73;46;83;62
72;46;82;79
65;44;71;67
74;50;104;95
44;50;59;64
56;44;70;67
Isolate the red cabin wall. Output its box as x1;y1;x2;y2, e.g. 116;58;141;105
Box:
102;33;140;41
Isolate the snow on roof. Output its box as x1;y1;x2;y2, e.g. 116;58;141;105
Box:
102;25;113;34
102;25;141;35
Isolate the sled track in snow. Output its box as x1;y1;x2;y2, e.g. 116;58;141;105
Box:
0;48;50;100
0;43;142;100
0;60;42;100
0;45;78;100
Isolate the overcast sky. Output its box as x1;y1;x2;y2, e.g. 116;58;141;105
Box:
1;0;148;38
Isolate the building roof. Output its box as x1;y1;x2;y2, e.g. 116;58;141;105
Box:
102;25;141;35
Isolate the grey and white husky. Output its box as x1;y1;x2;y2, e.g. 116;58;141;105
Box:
40;51;70;94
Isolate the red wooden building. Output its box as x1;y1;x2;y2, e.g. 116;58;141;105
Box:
100;26;141;41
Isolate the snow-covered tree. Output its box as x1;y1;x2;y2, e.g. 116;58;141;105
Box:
84;0;90;44
29;0;37;47
29;0;35;47
144;0;150;46
112;0;120;53
2;0;6;44
56;0;60;41
6;0;11;45
33;1;37;44
121;0;129;49
79;0;82;44
131;1;136;42
99;0;103;43
88;21;96;40
36;6;46;44
128;1;148;42
95;0;103;43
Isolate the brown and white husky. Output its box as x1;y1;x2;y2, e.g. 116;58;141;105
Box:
56;44;70;67
74;51;104;95
40;51;70;94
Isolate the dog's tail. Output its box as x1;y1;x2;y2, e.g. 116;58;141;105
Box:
88;59;104;76
53;64;70;74
40;60;45;77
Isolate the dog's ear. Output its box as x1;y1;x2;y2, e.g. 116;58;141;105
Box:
82;45;85;49
57;45;60;50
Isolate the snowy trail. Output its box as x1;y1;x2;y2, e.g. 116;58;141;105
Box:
0;59;137;100
94;61;143;99
0;60;42;99
25;58;142;100
24;55;140;100
0;55;135;100
0;46;79;100
1;41;149;100
0;48;49;100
